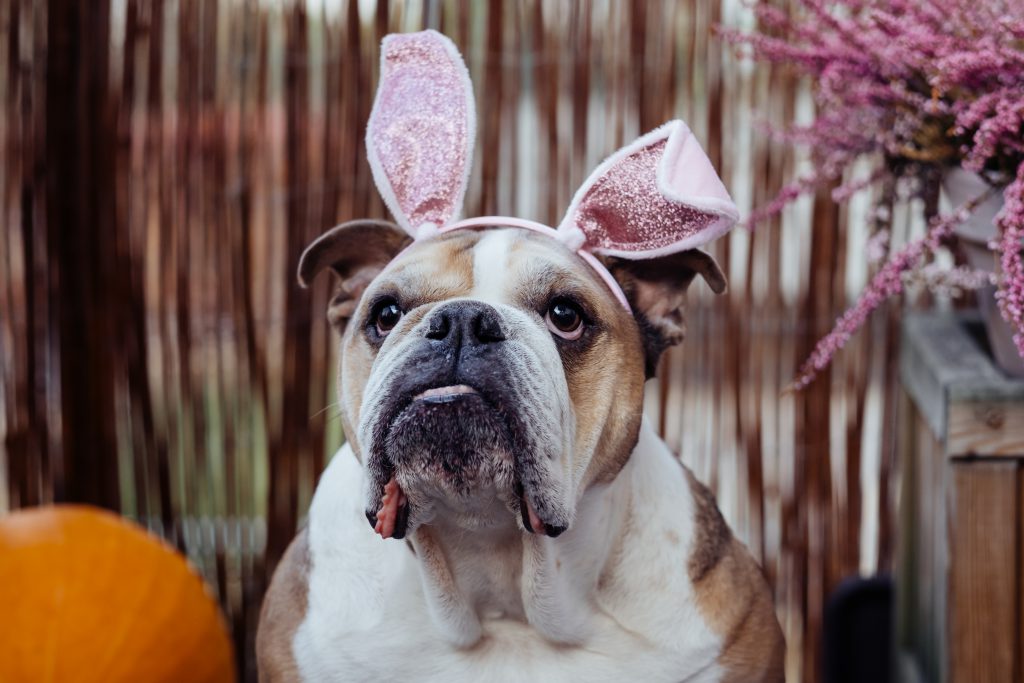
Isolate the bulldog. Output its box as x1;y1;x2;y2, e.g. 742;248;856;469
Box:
257;30;784;683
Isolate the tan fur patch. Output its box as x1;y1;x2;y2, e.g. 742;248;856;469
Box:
257;529;311;682
683;467;732;582
496;234;648;488
338;233;480;459
684;472;785;683
383;235;477;307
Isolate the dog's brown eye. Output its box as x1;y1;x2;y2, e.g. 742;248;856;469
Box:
374;300;403;335
545;299;584;340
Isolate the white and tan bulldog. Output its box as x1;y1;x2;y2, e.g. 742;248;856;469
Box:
257;30;784;683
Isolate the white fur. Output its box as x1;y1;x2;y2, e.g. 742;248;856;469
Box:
471;230;516;304
293;420;725;683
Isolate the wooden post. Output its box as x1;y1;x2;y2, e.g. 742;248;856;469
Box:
897;312;1024;683
948;461;1019;680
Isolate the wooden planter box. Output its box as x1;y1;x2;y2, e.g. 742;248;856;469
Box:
897;312;1024;683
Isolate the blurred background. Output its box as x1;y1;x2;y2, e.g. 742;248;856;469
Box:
1;1;913;680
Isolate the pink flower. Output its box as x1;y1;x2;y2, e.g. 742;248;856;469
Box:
791;209;963;389
719;0;1024;386
995;170;1024;358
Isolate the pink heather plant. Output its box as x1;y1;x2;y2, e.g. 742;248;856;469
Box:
998;167;1024;356
720;0;1024;387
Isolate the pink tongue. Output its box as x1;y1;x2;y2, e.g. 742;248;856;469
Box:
374;477;406;539
525;496;544;534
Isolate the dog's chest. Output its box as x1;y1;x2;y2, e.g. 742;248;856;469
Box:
294;578;722;683
292;443;725;683
295;609;718;683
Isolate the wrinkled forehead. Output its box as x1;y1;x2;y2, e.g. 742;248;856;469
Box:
371;228;622;314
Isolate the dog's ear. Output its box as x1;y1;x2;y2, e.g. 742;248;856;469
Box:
298;219;412;330
607;249;726;377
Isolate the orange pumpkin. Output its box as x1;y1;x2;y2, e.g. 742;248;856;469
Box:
0;505;235;683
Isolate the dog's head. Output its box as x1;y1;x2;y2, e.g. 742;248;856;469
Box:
298;30;736;541
300;223;725;538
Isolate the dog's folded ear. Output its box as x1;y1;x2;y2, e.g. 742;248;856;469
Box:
298;219;412;330
607;249;726;378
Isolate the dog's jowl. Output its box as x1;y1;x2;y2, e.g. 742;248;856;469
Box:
257;30;785;683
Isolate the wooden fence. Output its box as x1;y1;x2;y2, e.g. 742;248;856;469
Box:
0;1;908;680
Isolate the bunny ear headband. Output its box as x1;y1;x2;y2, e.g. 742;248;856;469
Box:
367;30;739;311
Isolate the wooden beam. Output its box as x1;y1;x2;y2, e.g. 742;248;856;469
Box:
900;312;1024;458
948;460;1020;682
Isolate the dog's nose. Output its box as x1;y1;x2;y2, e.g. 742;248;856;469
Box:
425;301;506;346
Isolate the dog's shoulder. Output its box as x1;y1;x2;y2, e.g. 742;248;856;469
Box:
257;527;311;683
679;465;733;583
680;466;785;683
257;445;381;682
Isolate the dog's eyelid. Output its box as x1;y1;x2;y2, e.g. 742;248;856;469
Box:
365;291;403;315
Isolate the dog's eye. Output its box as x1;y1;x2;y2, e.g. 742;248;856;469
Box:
545;299;584;340
373;299;404;336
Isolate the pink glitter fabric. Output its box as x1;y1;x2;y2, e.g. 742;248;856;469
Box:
573;139;718;253
366;31;472;232
363;31;739;310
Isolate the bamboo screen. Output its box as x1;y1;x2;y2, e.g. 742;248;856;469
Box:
1;1;908;681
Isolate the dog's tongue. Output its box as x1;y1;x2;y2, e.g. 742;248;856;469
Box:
374;477;406;539
525;497;544;535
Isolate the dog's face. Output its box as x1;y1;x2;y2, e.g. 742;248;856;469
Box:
299;220;725;540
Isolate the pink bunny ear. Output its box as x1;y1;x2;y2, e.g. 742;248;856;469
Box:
366;30;475;236
558;120;739;259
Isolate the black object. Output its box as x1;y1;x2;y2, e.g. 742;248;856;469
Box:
823;575;893;683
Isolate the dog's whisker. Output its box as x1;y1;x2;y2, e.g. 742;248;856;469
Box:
310;402;340;421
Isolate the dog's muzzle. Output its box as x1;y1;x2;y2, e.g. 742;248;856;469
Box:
361;300;570;540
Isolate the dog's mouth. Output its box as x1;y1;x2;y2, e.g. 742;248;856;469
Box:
412;383;478;402
368;383;477;539
366;382;565;540
370;475;564;539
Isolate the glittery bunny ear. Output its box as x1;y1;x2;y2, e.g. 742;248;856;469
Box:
557;120;738;259
366;30;475;237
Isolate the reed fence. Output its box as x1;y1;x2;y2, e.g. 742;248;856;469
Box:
0;1;910;680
